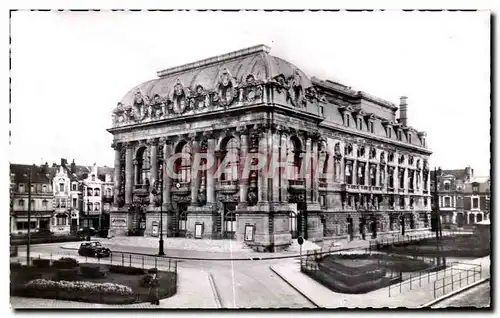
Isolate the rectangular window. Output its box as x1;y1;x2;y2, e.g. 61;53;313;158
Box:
18;184;24;193
387;128;392;138
397;130;402;140
408;134;412;144
472;186;479;192
59;183;64;192
369;122;374;133
472;198;479;209
73;198;77;208
358;118;363;130
319;106;324;116
56;217;67;226
18;199;25;207
42;200;48;208
444;197;451;207
16;221;36;230
444;183;450;190
345;114;350;127
72;184;77;191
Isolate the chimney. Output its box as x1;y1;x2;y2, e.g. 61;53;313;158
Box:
465;166;473;181
399;96;408;126
61;158;68;167
71;159;76;174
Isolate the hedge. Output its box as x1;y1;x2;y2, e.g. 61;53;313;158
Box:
53;268;79;281
32;258;51;269
80;265;105;278
17;279;136;304
318;257;386;286
52;258;79;269
108;265;145;275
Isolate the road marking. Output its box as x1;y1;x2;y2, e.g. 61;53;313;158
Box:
207;272;222;309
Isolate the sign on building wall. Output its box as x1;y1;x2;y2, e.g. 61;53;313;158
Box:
152;221;159;237
194;223;203;239
244;224;255;242
111;218;127;227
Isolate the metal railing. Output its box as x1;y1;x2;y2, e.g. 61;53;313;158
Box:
388;263;449;297
369;229;473;251
11;250;178;274
433;262;482;299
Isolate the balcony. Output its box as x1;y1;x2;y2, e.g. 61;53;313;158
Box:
171;181;191;195
370;186;383;192
318;178;327;188
216;180;239;194
289;179;305;192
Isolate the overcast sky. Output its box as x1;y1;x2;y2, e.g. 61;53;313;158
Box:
9;10;490;176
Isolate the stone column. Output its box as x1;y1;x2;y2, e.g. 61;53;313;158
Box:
311;137;319;203
133;159;139;186
206;134;216;205
403;168;408;193
191;138;200;206
364;161;369;186
394;166;399;192
112;141;121;207
271;130;281;202
239;130;249;206
304;136;313;202
149;139;158;207
125;142;134;205
352;160;358;185
163;138;172;209
375;164;380;187
280;131;289;203
258;127;268;203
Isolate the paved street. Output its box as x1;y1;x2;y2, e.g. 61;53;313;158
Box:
431;281;491;308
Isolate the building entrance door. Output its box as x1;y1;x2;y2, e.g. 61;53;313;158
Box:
39;219;50;230
223;202;237;239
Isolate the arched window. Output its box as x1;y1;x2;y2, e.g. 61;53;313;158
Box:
87;187;92;196
388;168;394;188
106;188;112;196
136;147;147;186
174;142;192;183
221;138;239;181
91;174;96;181
94;202;100;211
87;202;93;212
287;137;302;181
94;188;100;196
42;185;47;193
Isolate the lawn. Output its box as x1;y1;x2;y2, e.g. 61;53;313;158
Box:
302;252;442;294
10;261;177;305
379;235;490;258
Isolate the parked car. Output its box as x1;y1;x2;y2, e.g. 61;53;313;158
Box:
78;241;110;258
77;227;97;237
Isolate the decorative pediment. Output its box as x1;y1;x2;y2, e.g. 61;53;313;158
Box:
339;105;355;113
365;113;376;121
382;120;394;126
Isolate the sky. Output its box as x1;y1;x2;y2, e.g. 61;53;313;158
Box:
9;10;491;176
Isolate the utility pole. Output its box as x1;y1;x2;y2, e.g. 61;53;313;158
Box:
433;167;443;241
27;166;32;266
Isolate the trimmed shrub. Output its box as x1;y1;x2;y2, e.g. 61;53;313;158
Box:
80;265;105;278
52;257;79;269
22;279;134;302
10;262;22;269
32;258;51;269
108;265;144;275
53;268;79;281
140;274;155;287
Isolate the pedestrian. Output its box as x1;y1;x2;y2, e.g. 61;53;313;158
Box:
149;273;160;305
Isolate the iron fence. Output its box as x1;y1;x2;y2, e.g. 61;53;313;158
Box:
433;262;482;299
11;250;178;274
369;229;473;251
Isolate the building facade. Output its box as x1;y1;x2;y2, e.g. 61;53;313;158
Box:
431;167;490;227
107;45;432;251
10;164;54;234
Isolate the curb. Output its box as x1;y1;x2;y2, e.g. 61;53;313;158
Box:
269;265;320;308
419;277;490;308
207;272;223;309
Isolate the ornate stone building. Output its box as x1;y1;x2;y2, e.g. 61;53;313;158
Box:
107;45;432;251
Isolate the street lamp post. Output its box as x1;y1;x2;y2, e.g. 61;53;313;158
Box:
26;166;33;266
152;164;165;256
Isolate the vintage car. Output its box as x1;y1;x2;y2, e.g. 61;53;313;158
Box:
78;241;111;258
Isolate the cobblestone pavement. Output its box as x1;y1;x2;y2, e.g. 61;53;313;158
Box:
271;256;490;308
431;281;491;308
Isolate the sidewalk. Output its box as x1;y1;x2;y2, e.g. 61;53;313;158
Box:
10;264;219;309
270;256;490;308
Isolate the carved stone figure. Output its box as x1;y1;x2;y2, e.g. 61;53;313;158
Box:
334;143;342;160
172;79;187;114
